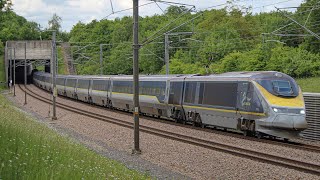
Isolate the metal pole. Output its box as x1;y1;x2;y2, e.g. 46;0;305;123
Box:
100;44;103;75
24;42;27;105
132;0;141;154
164;33;169;75
9;48;12;92
52;31;57;120
56;44;59;74
5;43;8;88
13;48;16;96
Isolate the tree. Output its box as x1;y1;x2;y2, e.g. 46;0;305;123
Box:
296;0;320;53
0;0;12;11
165;6;190;17
48;13;62;31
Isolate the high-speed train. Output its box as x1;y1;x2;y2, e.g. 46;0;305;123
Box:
33;71;308;140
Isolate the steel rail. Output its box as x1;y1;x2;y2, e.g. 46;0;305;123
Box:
18;84;320;176
26;84;320;154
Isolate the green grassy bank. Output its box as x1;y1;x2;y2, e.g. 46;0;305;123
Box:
0;55;6;90
296;77;320;93
57;46;67;75
0;94;149;179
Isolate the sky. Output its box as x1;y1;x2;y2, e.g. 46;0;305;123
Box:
11;0;304;32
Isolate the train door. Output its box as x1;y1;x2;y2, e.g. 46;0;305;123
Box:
89;79;93;102
109;78;114;100
237;81;251;114
106;78;110;98
237;81;258;132
75;79;79;97
168;80;185;120
164;80;170;105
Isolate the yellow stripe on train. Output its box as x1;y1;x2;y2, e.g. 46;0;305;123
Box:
254;81;304;108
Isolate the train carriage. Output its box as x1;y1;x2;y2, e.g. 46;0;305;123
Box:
135;76;167;116
33;71;308;140
178;74;266;133
89;77;111;106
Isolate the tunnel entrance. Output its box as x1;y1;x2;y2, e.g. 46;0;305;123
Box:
7;63;33;85
5;41;52;87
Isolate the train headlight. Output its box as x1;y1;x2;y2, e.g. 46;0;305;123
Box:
272;107;288;113
300;110;306;114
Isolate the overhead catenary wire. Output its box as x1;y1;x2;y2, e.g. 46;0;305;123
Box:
147;0;195;8
102;1;155;20
72;0;320;75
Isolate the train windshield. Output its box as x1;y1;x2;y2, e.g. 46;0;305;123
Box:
256;79;298;97
272;80;293;95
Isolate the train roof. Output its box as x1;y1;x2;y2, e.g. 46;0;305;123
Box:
34;71;291;81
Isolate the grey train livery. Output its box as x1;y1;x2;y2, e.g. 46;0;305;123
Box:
33;71;308;140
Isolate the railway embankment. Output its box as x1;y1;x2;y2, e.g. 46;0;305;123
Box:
0;92;149;179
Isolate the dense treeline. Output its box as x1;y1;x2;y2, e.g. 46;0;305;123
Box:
0;10;41;55
69;0;320;78
1;1;319;78
0;6;68;56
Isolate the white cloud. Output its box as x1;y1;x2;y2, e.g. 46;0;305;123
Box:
66;0;107;13
11;0;304;32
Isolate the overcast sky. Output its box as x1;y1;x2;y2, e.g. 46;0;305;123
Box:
11;0;304;32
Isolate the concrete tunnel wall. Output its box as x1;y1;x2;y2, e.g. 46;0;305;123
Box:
5;41;52;86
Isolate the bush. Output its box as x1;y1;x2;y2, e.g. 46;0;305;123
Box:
212;45;320;78
0;40;4;55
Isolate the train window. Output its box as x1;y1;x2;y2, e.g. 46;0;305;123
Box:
200;82;238;108
92;80;107;91
113;81;133;93
169;82;183;105
77;79;90;89
256;79;298;97
272;80;293;95
139;81;166;97
45;76;52;83
198;83;204;104
56;78;65;86
184;82;197;104
66;79;76;87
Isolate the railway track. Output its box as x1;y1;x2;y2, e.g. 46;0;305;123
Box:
18;84;320;176
27;85;320;155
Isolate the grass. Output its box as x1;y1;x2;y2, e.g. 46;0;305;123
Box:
57;46;67;75
296;77;320;93
0;94;150;179
0;54;6;91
